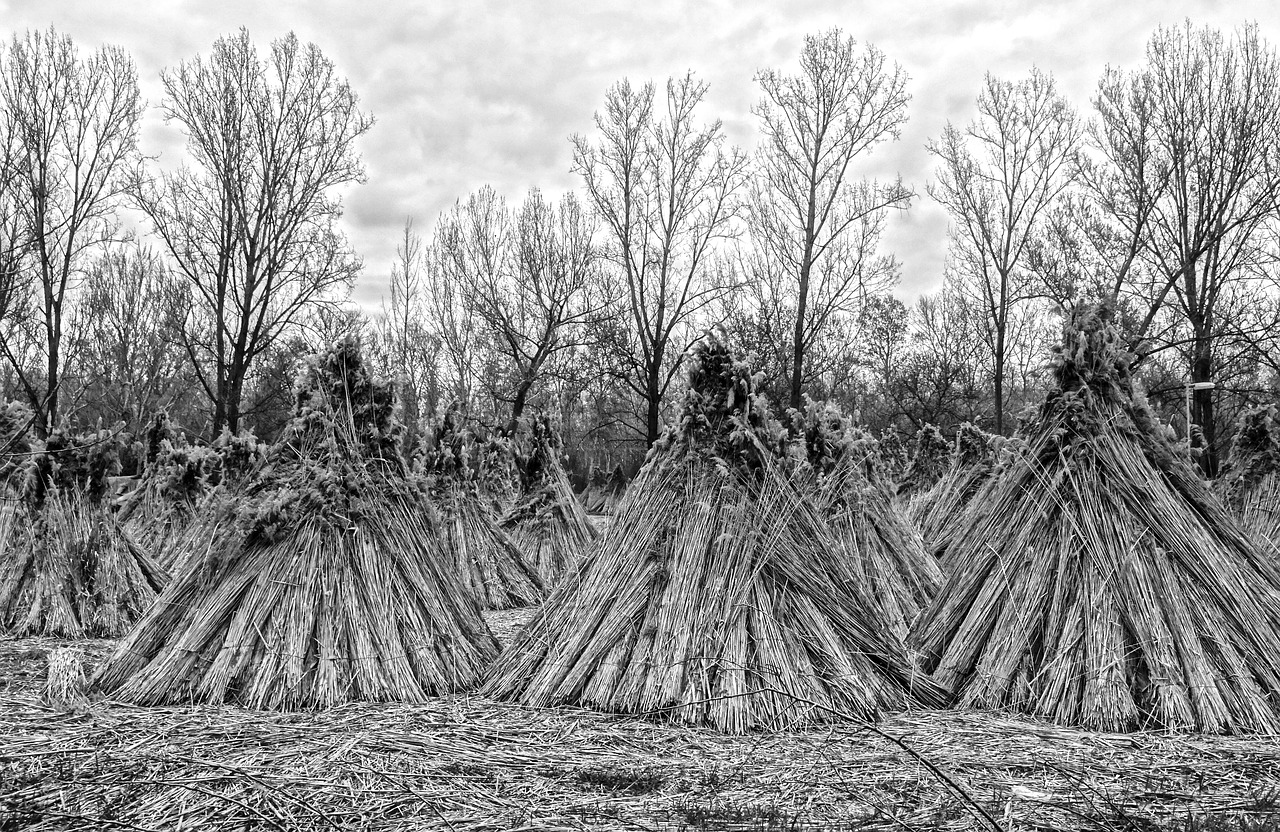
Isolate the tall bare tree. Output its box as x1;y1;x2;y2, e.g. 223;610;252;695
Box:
70;242;193;431
928;67;1080;432
133;29;372;433
752;28;912;410
573;73;747;446
0;27;141;434
1088;21;1280;474
375;218;440;433
494;189;602;434
427;186;506;421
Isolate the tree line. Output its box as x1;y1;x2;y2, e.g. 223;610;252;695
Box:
2;21;1278;478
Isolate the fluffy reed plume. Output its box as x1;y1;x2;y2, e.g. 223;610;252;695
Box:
1216;404;1280;552
583;464;629;514
876;429;910;483
787;401;942;642
44;646;89;712
500;417;597;585
912;303;1280;734
0;423;168;638
417;407;543;609
117;414;217;567
485;334;944;732
896;424;948;502
91;337;499;708
910;422;1000;552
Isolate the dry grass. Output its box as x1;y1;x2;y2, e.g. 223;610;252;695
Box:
2;627;1280;831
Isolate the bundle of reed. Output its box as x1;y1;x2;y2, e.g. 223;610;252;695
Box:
0;399;35;488
599;463;629;513
0;490;167;637
0;423;168;638
485;334;944;732
1215;404;1280;553
912;303;1280;734
43;646;88;712
91;336;499;708
499;417;597;585
117;416;223;567
895;424;949;502
910;422;1000;552
786;401;942;642
876;428;910;482
418;407;544;610
580;464;607;511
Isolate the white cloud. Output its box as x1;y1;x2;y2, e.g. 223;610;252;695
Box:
8;0;1280;310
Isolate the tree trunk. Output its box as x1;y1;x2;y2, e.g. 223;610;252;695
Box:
213;370;245;435
1191;336;1217;477
506;376;534;437
993;316;1007;434
645;360;662;448
789;248;815;413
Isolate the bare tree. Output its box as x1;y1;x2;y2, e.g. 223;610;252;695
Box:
132;29;373;433
1087;21;1280;474
573;73;747;446
374;218;440;432
494;189;602;433
928;67;1080;432
427;186;506;421
752;28;912;410
0;27;141;434
70;242;193;430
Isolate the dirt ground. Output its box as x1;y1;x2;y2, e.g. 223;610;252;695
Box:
2;611;1280;831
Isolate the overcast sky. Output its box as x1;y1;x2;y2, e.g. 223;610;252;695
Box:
6;0;1280;312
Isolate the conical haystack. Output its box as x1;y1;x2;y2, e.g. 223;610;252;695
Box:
910;422;1000;552
417;407;543;609
896;424;948;503
484;335;944;732
913;304;1280;734
118;414;215;567
1216;405;1280;553
0;421;167;637
499;417;597;586
788;402;943;642
92;337;499;708
583;463;629;514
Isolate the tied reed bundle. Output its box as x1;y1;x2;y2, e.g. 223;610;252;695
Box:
91;337;499;708
485;333;944;732
418;407;544;610
912;303;1280;734
582;464;629;514
0;420;167;638
910;423;1001;554
896;424;949;502
1216;404;1280;554
500;416;598;586
43;646;89;712
116;413;230;568
787;401;943;643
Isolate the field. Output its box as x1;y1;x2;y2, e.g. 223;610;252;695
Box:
3;609;1280;832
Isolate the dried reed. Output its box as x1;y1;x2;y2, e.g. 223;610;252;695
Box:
485;336;944;732
90;337;501;708
912;304;1280;734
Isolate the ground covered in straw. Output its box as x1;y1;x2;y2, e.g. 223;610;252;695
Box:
2;610;1280;831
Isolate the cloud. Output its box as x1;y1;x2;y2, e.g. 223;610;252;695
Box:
8;0;1280;311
